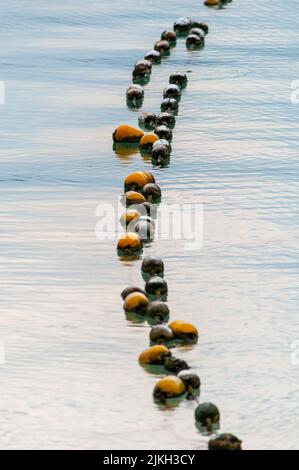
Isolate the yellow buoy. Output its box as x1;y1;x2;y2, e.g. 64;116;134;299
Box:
168;320;199;341
139;345;171;365
153;376;186;401
117;232;143;253
121;209;141;226
124;191;146;205
113;125;144;143
139;134;159;150
124;292;149;314
124;171;151;192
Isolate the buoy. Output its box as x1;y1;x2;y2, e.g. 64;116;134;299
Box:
161;30;177;46
123;191;146;206
168;320;199;343
113;125;144;144
153;376;186;402
121;286;147;300
163;84;181;101
208;434;242;451
155;125;173;142
124;172;152;192
120;209;141;226
144;50;162;64
164;356;190;374
161;98;179;114
186;34;205;50
117;232;143;255
142;183;162;202
139;345;171;365
147;300;170;323
191;21;209;34
134;59;152;73
133;220;154;241
169;72;188;89
152;138;171;151
173;17;192;36
150;324;174;343
133;60;152;83
190;28;205;39
123;292;149;314
195;402;220;432
157;112;176;129
151;143;170;167
137;201;158;219
154;40;170;55
177;370;201;391
204;0;221;6
139;134;159;151
141;256;164;277
138;112;157;130
126;85;144;108
145;276;168;297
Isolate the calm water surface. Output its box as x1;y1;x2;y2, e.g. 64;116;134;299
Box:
0;0;299;450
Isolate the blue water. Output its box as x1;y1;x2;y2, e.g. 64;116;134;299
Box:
0;0;299;450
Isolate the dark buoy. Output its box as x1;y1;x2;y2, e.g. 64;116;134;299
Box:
153;376;186;402
195;402;220;432
150;324;174;344
151;142;170;166
164;356;190;374
144;50;162;64
154;40;170;55
141;256;164;277
169;72;188;89
123;291;149;314
190;21;209;35
145;276;168;298
121;286;147;300
155;125;173;142
147;301;170;323
173;17;192;36
186;34;205;50
139;345;171;365
126;85;144;108
160;98;179;114
177;370;201;392
133;220;154;241
163;84;181;101
142;183;162;202
190;28;205;39
208;434;242;451
136;201;158;219
157;112;176;129
138;112;157;131
161;30;177;46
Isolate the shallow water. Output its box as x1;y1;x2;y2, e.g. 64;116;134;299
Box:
0;0;299;450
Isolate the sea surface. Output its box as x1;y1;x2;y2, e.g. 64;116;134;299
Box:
0;0;298;450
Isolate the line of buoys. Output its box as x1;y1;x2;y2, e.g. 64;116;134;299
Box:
114;4;242;450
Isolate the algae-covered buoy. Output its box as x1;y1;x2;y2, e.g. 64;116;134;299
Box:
157;112;176;129
139;345;171;365
113;125;144;144
145;276;168;298
164;356;190;374
186;34;205;50
141;256;164;277
146;301;169;323
154;40;170;55
168;320;199;343
163;84;181;101
144;50;161;64
178;370;201;391
117;232;143;255
161;30;177;46
126;85;144;108
153;376;186;402
121;286;147;300
123;292;149;314
160;98;179;114
150;324;174;343
195;402;220;431
133;220;154;241
155;125;173;142
138;112;157;130
169;72;188;89
142;183;162;202
208;433;242;451
173;17;192;36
